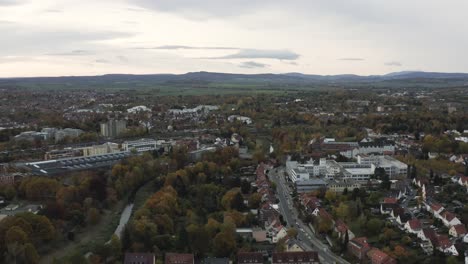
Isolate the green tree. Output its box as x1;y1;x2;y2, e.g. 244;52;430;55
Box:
110;234;122;259
213;231;236;257
366;219;383;236
24;243;40;264
87;208;100;225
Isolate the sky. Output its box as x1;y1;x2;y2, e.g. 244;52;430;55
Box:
1;0;468;77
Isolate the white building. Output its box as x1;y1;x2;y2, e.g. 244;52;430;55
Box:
357;155;407;179
168;105;219;115
228;115;253;125
286;158;327;182
127;105;151;114
123;139;157;153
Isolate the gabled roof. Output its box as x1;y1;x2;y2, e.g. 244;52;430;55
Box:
436;235;451;249
383;197;398;204
335;220;348;234
165;253;194;264
349;237;370;249
430;203;444;212
367;248;395;264
237;252;263;264
391;207;405;217
422;228;437;243
272;251;319;263
451;224;467;235
318;208;333;221
407;219;422;230
125;253;155;264
441;210;457;222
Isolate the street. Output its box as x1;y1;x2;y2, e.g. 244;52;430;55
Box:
268;167;350;264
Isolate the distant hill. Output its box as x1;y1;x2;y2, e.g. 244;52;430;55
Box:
1;71;468;90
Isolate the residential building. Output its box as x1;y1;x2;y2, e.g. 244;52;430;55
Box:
100;119;126;138
405;219;422;234
228;115;252;125
439;210;462;227
380;197;399;215
165;253;194;264
0;173;24;185
435;235;458;256
449;224;467;238
271;252;319;264
80;142;120;157
348;237;371;260
237;252;263;264
286;239;306;252
366;248;397;264
124;253;155;264
202;258;230;264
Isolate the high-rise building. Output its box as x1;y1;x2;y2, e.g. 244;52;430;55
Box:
100;119;126;138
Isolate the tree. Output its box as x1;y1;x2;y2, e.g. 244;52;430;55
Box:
213;231;236;257
186;224;210;257
335;203;350;221
287;228;298;238
241;180;251;194
366;219;383;236
248;193;262;209
446;256;458;264
231;191;245;211
24;243;40;264
87;208;100;225
5;226;28;245
380;174;391;190
325;190;337;203
318;217;333;234
110;234;122;259
342;188;348;196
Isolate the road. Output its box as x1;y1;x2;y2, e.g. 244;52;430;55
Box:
268;167;350;264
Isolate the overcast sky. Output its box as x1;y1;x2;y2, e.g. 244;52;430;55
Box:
1;0;467;77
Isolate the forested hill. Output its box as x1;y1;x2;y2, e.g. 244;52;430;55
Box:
1;71;468;90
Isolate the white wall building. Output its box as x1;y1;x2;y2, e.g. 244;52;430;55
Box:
123;139;157;153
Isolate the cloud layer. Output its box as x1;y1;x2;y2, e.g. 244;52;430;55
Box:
0;0;467;76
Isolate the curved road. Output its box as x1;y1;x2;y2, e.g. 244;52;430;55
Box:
268;167;349;264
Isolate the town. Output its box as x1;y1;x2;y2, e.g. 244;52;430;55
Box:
0;82;466;264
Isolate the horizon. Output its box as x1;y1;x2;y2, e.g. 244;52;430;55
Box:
2;1;468;77
2;70;468;79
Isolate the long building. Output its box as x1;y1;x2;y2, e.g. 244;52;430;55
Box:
25;152;131;176
123;139;157;153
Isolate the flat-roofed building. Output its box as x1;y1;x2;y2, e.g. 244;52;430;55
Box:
123;139;157;153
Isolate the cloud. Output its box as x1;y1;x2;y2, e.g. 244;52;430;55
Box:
0;22;134;56
206;49;299;60
339;58;365;61
95;59;110;63
239;61;269;69
45;50;94;56
0;0;23;6
385;61;402;66
135;45;238;50
116;55;129;62
43;9;62;13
